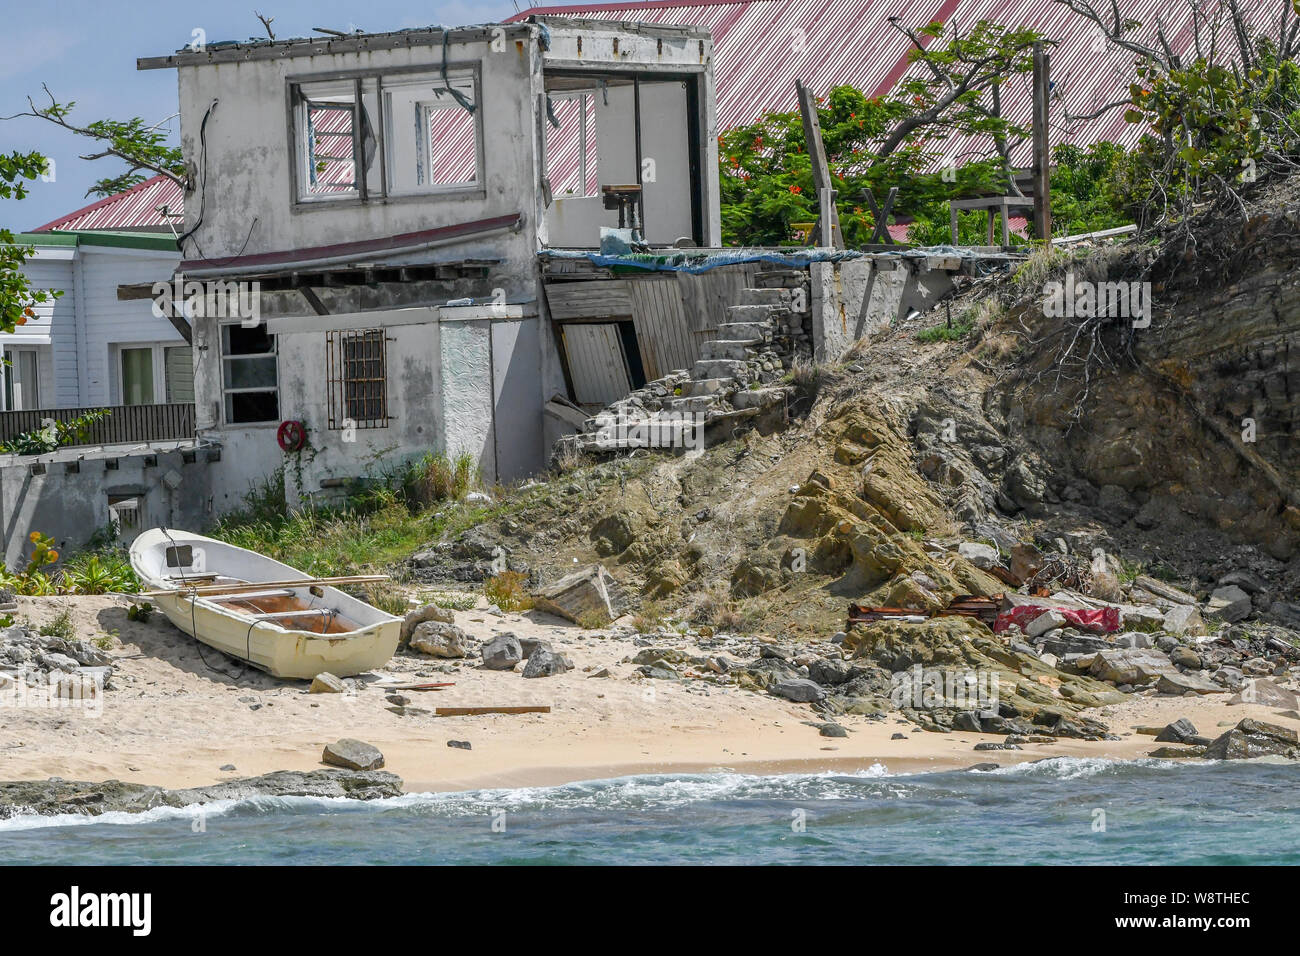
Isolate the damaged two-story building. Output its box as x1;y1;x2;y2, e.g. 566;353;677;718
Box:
138;15;725;509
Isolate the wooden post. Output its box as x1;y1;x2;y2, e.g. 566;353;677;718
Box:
796;79;842;248
1032;41;1052;242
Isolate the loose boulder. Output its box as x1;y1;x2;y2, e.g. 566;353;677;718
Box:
309;672;346;694
1205;585;1252;624
1089;648;1175;685
522;648;573;678
770;678;827;703
322;738;385;771
481;633;523;670
532;565;617;626
401;604;454;644
1203;719;1300;760
409;621;474;658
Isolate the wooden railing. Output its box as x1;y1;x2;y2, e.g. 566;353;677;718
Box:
0;403;196;448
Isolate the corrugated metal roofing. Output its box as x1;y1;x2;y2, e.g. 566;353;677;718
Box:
32;174;184;232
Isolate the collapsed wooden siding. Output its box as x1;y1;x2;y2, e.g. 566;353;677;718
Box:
543;263;761;404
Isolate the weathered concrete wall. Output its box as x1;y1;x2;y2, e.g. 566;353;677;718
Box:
0;446;212;568
810;259;956;362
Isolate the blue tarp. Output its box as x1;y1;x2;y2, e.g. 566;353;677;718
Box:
541;247;867;275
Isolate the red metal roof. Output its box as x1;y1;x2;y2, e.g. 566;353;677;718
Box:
32;174;184;232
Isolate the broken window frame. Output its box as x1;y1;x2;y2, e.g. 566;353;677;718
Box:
544;90;599;199
219;322;279;426
287;64;483;210
325;329;390;430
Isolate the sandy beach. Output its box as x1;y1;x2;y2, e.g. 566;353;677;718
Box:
3;594;1296;795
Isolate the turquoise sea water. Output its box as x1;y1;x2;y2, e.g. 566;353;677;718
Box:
2;758;1298;865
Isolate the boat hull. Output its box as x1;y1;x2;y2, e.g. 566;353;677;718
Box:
131;529;400;680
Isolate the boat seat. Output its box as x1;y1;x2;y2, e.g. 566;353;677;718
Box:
203;589;297;602
246;609;335;621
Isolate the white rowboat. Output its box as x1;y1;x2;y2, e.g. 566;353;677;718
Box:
129;528;401;679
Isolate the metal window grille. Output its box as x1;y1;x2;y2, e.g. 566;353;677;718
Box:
326;329;390;429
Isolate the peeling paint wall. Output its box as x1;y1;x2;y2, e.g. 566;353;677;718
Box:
0;448;212;568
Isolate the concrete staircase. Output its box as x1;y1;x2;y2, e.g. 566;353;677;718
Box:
551;270;813;461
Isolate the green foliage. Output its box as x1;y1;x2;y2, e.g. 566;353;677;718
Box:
422;591;477;611
126;602;154;623
0;409;111;455
718;19;1045;246
394;451;479;509
917;312;976;341
1118;35;1300;225
1;150;63;336
1048;142;1135;235
60;551;139;594
39;609;75;641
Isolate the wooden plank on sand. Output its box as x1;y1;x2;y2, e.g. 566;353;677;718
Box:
435;706;551;716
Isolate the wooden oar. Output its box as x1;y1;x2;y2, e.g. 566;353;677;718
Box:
138;574;391;598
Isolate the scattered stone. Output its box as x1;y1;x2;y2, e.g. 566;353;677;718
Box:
219;764;236;772
770;678;827;703
1154;718;1200;743
1205;585;1252;624
410;621;474;658
321;738;385;771
1203;719;1300;760
1025;610;1068;639
1149;746;1206;758
1163;605;1208;637
522;648;573;678
386;694;411;706
806;721;848;738
957;541;1000;570
480;634;523;671
891;733;907;740
1229;679;1299;708
1156;671;1226;696
532;565;617;626
1170;646;1202;669
964;762;1001;772
974;742;1021;751
447;740;472;750
400;604;455;644
1089;648;1175;685
309;672;346;694
587;668;612;679
519;637;552;659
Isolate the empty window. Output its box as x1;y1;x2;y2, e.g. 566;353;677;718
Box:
221;324;278;424
108;494;140;535
290;71;479;203
545;92;599;198
384;75;480;194
292;78;379;202
326;329;388;429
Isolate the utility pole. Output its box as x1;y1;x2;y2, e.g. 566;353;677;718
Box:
1032;41;1052;242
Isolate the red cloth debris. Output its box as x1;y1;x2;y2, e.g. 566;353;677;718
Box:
993;605;1120;634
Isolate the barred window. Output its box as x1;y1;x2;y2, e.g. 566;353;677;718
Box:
326;329;389;429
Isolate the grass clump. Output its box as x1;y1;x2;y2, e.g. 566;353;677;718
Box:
484;570;532;612
39;609;75;641
422;591;477;611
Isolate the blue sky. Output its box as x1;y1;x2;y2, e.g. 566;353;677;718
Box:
0;0;521;232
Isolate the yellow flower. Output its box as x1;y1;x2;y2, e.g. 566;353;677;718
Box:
46;550;59;562
29;531;40;543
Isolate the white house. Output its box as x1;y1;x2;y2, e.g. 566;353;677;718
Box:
3;230;186;413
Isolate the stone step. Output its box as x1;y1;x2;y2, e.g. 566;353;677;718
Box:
717;321;771;340
726;304;779;323
701;339;762;361
737;287;793;307
661;395;720;412
732;386;788;410
693;358;748;380
682;377;733;397
754;269;806;289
